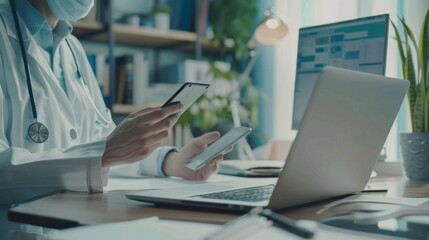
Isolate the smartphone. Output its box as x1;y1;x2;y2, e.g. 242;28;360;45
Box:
162;82;210;115
185;127;253;171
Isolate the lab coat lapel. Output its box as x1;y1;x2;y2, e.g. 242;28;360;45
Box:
3;8;58;87
26;38;56;83
24;32;76;121
26;36;72;98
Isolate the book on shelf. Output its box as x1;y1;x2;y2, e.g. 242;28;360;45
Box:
86;53;110;103
199;0;209;36
114;52;149;106
168;0;212;37
169;0;195;32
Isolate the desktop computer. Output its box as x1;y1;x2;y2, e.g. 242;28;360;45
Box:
292;14;389;129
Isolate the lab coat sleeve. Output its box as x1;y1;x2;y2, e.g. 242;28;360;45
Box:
0;140;107;205
0;54;107;205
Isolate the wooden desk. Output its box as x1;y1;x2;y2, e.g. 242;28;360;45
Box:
8;177;429;230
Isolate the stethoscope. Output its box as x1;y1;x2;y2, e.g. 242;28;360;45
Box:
10;0;112;144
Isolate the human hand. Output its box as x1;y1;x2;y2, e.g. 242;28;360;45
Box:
162;132;232;181
102;104;182;168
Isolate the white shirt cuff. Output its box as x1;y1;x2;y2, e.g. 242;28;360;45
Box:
139;146;177;177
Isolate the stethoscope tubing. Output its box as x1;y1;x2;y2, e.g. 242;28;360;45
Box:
64;39;112;127
10;0;38;120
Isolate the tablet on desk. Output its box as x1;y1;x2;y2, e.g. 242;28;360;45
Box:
219;160;285;177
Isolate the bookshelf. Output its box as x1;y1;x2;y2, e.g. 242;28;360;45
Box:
73;0;217;115
72;22;219;53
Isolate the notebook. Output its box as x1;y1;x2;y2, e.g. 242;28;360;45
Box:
127;67;408;211
219;160;284;177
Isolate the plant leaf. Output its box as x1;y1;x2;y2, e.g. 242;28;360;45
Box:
400;17;419;56
405;43;418;131
418;10;429;97
391;20;406;67
401;17;422;83
425;90;429;132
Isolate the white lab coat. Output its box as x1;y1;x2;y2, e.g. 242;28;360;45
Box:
0;3;166;239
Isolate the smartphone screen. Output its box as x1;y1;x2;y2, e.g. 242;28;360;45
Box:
162;82;210;115
185;127;252;171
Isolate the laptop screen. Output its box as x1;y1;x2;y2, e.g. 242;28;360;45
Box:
292;14;389;130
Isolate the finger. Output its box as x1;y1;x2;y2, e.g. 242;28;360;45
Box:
144;130;171;147
128;106;158;119
151;129;171;143
136;113;178;139
119;135;168;164
223;145;234;154
129;102;182;119
150;113;180;131
134;104;182;126
202;157;222;180
212;154;224;165
191;154;223;181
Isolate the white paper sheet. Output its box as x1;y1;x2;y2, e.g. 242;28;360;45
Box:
48;217;404;240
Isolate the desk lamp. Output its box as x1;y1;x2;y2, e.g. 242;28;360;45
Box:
232;9;288;160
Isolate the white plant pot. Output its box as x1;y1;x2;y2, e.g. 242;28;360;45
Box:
154;13;170;30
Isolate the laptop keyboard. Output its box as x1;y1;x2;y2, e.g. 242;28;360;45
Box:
193;184;275;202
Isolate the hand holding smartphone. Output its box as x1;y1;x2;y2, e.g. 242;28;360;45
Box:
162;82;210;115
185;127;253;171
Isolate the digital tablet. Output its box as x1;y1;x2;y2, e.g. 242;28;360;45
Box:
162;82;210;115
185;127;252;171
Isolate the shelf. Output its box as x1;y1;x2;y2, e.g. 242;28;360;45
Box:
72;21;106;36
72;21;219;52
111;104;142;115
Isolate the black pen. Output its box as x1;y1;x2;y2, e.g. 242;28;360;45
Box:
258;208;315;239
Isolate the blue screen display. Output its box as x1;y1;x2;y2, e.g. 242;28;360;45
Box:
292;15;389;130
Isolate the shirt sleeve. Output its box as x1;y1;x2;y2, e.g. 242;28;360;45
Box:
139;146;177;177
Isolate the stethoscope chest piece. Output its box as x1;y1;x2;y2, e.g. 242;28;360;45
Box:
28;122;49;143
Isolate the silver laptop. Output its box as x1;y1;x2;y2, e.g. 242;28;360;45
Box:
127;67;408;211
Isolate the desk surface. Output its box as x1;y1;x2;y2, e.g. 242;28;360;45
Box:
8;176;429;230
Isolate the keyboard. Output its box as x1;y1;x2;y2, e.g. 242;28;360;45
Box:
193;185;275;202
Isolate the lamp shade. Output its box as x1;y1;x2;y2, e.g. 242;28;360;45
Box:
254;10;288;45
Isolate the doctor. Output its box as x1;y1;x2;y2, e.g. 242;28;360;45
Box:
0;0;226;238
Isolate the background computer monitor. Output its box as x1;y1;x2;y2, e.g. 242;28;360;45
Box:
292;14;389;130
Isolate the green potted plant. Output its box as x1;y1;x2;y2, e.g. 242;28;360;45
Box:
391;9;429;180
152;4;171;30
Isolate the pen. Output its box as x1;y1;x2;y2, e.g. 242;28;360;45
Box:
255;208;315;239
